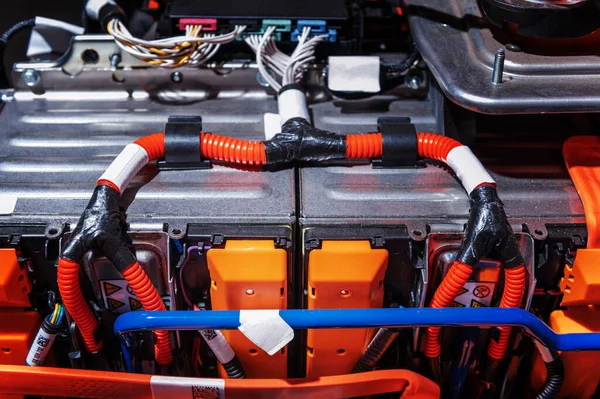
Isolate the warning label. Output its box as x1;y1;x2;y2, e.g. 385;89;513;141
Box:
451;281;496;308
100;279;143;314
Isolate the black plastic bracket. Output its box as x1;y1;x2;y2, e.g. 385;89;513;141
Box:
157;115;212;171
372;117;418;168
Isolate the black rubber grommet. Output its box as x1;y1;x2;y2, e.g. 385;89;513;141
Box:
161;115;211;170
373;117;418;167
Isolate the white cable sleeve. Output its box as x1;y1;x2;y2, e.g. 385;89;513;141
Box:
97;143;149;193
278;88;310;127
85;0;115;21
199;329;236;364
26;326;57;366
35;17;84;35
446;145;495;194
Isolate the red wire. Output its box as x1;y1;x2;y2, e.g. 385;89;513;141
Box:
488;265;527;360
121;262;173;365
424;261;473;358
58;258;103;353
345;132;461;162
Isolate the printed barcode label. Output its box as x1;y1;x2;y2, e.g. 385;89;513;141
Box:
192;385;221;399
150;376;225;399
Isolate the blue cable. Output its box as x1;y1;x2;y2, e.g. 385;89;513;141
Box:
115;307;600;372
114;307;600;351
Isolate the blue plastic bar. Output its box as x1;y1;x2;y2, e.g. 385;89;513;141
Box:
113;308;600;352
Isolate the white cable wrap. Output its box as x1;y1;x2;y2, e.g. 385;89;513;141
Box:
446;145;495;194
26;327;57;366
150;376;225;399
35;17;85;35
199;329;235;364
85;0;114;21
97;143;149;193
278;88;310;127
238;310;294;356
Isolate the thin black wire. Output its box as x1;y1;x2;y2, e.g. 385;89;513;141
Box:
380;42;420;74
0;18;36;88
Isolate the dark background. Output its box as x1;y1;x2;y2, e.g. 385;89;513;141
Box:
2;0;83;73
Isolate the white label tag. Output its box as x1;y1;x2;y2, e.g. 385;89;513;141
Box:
0;195;17;215
151;376;225;399
99;279;143;314
238;310;294;356
452;281;496;308
328;56;381;93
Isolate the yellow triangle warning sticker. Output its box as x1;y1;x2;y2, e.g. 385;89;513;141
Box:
103;281;121;296
129;297;143;311
107;297;125;311
470;299;487;308
456;288;469;297
450;301;465;308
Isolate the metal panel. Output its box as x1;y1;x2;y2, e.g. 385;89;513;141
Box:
0;94;295;228
407;0;600;114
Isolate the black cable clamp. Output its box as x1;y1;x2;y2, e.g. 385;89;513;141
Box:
157;115;212;171
372;117;418;168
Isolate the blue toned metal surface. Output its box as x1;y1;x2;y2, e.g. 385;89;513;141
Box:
114;308;600;352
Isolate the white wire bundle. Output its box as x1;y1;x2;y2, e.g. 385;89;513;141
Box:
106;19;246;68
245;26;328;91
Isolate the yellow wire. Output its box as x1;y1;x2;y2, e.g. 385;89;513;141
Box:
50;303;59;324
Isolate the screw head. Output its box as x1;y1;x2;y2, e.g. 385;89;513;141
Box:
506;43;522;52
21;69;40;87
256;72;270;88
406;75;422;90
171;71;183;83
110;53;122;69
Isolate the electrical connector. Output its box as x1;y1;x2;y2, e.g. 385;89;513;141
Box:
179;18;217;31
262;19;292;33
297;20;327;33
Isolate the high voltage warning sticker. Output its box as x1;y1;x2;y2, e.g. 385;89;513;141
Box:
100;279;143;314
451;281;496;308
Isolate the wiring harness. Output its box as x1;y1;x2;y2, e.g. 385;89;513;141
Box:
245;26;329;91
57;112;527;375
106;19;246;68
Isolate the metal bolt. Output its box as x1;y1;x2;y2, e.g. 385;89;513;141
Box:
21;69;40;87
405;75;422;90
110;53;121;69
246;289;255;295
340;289;350;296
171;71;183;83
492;48;505;85
506;43;522;52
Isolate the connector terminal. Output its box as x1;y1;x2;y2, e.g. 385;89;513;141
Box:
297;19;327;33
291;28;337;42
179;18;217;31
262;19;292;32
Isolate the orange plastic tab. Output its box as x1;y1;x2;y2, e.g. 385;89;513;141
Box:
530;307;600;398
560;249;600;306
563;136;600;249
0;249;31;308
207;240;288;378
0;366;439;399
0;310;40;365
306;241;388;378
